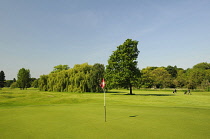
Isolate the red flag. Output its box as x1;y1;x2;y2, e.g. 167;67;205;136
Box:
100;78;105;89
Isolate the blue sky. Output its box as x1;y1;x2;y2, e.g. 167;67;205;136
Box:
1;0;210;80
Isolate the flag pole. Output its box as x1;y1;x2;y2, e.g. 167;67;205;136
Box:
101;78;106;122
104;88;106;122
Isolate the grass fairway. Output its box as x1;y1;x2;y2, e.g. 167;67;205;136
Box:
0;88;210;139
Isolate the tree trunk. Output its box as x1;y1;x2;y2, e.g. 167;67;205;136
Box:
129;84;132;95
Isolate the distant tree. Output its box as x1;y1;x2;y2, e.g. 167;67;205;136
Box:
166;65;178;78
31;79;39;88
5;78;17;88
0;70;6;88
51;65;69;73
39;63;105;93
69;63;92;92
201;79;210;91
5;78;16;87
151;67;172;88
205;70;210;83
17;68;31;90
185;63;210;89
140;67;155;88
5;80;13;87
10;82;18;89
193;62;210;70
39;75;48;91
30;78;37;87
174;69;187;88
88;63;105;92
105;39;140;95
186;68;205;89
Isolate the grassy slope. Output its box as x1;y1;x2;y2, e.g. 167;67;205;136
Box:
0;88;210;139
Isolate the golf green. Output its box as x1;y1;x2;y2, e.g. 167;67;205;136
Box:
0;88;210;138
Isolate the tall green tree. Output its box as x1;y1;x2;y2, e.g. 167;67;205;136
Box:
105;39;140;95
0;70;6;88
17;68;31;90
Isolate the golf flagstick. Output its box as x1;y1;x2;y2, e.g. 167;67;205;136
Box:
104;88;106;122
100;78;106;122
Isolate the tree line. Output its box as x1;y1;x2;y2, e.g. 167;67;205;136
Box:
2;62;210;92
1;39;210;92
39;63;105;92
139;63;210;91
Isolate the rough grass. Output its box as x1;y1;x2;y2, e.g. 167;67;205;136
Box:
0;88;210;139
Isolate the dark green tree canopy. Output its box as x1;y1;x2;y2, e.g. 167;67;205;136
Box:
89;63;105;92
166;65;178;78
105;39;140;94
17;68;31;90
0;70;6;88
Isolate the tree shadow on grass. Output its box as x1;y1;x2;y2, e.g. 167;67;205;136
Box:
106;91;127;94
112;94;175;96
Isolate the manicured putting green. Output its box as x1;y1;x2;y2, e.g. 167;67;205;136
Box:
0;88;210;138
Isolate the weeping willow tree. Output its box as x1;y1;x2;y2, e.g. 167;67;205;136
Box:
39;63;105;93
39;75;48;91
